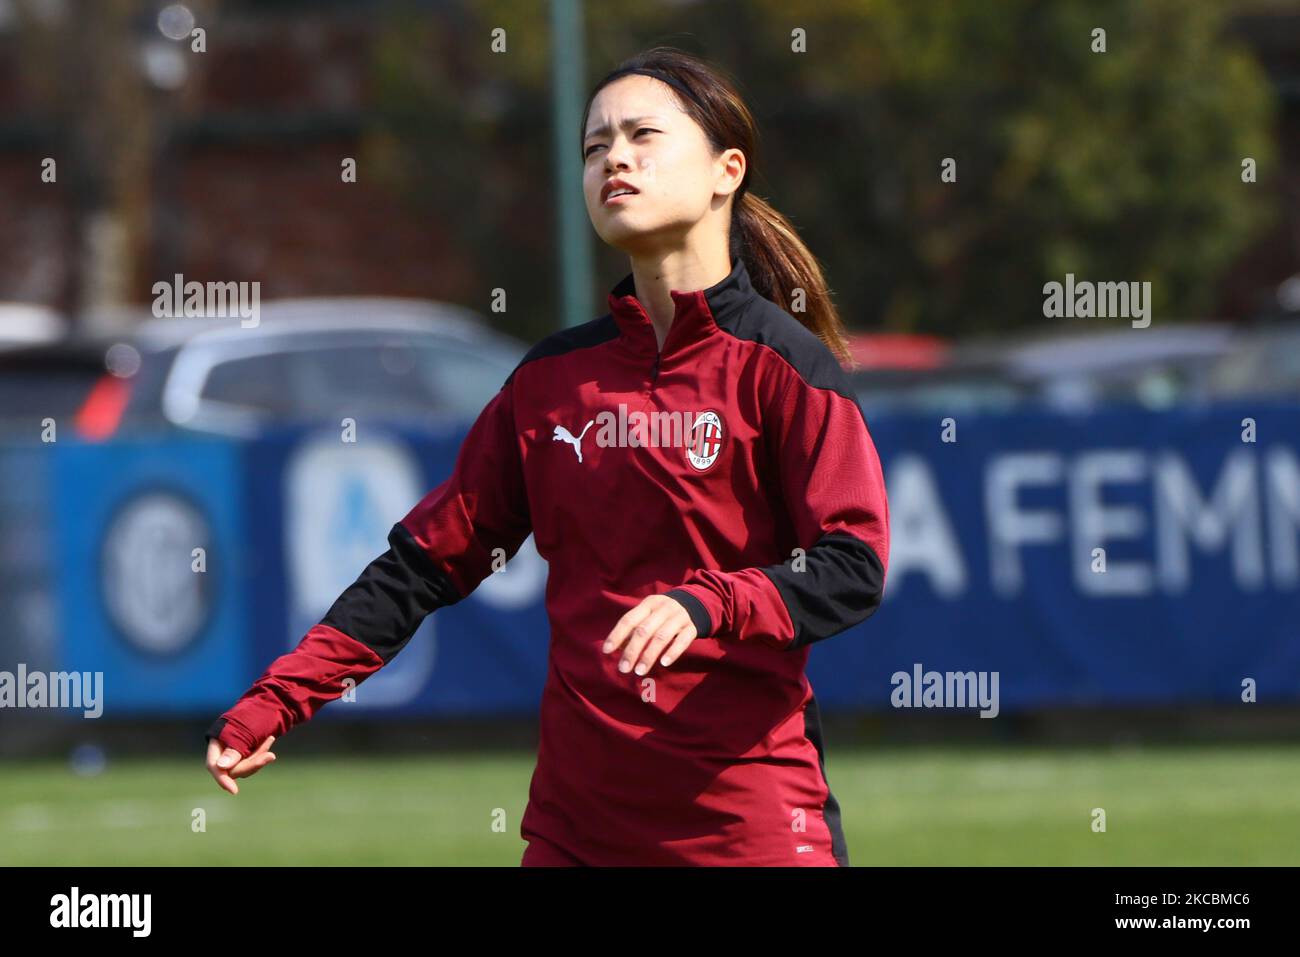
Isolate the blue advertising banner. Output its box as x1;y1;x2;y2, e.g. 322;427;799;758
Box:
48;401;1300;717
810;400;1300;712
52;438;252;712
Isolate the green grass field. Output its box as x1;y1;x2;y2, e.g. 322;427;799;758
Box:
3;743;1298;865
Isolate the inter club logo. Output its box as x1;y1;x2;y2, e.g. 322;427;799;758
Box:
686;410;724;471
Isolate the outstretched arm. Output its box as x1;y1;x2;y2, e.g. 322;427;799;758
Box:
204;376;532;786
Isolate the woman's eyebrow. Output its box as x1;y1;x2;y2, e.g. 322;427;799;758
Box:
584;116;664;143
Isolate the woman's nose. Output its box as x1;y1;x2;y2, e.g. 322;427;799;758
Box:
604;143;633;173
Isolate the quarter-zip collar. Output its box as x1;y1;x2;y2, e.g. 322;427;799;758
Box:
608;255;759;361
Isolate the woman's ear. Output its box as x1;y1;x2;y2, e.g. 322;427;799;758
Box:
716;148;746;197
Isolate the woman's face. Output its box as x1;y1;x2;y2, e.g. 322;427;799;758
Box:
582;74;743;254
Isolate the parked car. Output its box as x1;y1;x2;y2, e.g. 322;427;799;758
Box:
846;323;1240;416
1207;321;1300;399
845;332;1032;415
1002;323;1236;412
0;340;110;434
75;298;530;440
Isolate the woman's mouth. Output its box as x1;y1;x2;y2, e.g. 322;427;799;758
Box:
604;189;638;207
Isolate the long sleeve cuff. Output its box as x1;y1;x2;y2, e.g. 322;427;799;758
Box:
204;713;261;757
663;587;714;639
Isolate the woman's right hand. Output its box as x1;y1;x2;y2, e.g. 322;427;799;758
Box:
206;735;276;794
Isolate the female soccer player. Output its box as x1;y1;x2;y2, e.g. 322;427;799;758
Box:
204;47;890;867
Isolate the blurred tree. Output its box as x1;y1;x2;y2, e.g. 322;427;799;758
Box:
745;0;1279;333
15;0;211;329
17;0;150;328
370;0;1278;337
368;0;559;344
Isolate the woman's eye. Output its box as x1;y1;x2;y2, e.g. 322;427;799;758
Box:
584;129;659;158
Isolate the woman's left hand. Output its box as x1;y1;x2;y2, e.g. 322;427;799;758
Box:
603;594;698;676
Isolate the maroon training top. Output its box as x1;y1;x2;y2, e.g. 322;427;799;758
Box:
208;254;891;866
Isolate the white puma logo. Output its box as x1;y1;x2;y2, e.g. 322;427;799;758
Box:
553;420;595;463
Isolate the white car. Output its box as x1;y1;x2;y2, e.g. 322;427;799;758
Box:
82;298;529;439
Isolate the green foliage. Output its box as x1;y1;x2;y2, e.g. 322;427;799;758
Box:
751;0;1278;332
368;0;1278;337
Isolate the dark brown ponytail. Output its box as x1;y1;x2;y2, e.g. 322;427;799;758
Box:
583;47;853;367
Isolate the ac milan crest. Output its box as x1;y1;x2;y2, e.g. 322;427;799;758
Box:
686;410;724;471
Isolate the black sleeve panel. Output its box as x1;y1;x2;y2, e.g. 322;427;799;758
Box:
320;520;465;664
761;530;887;649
